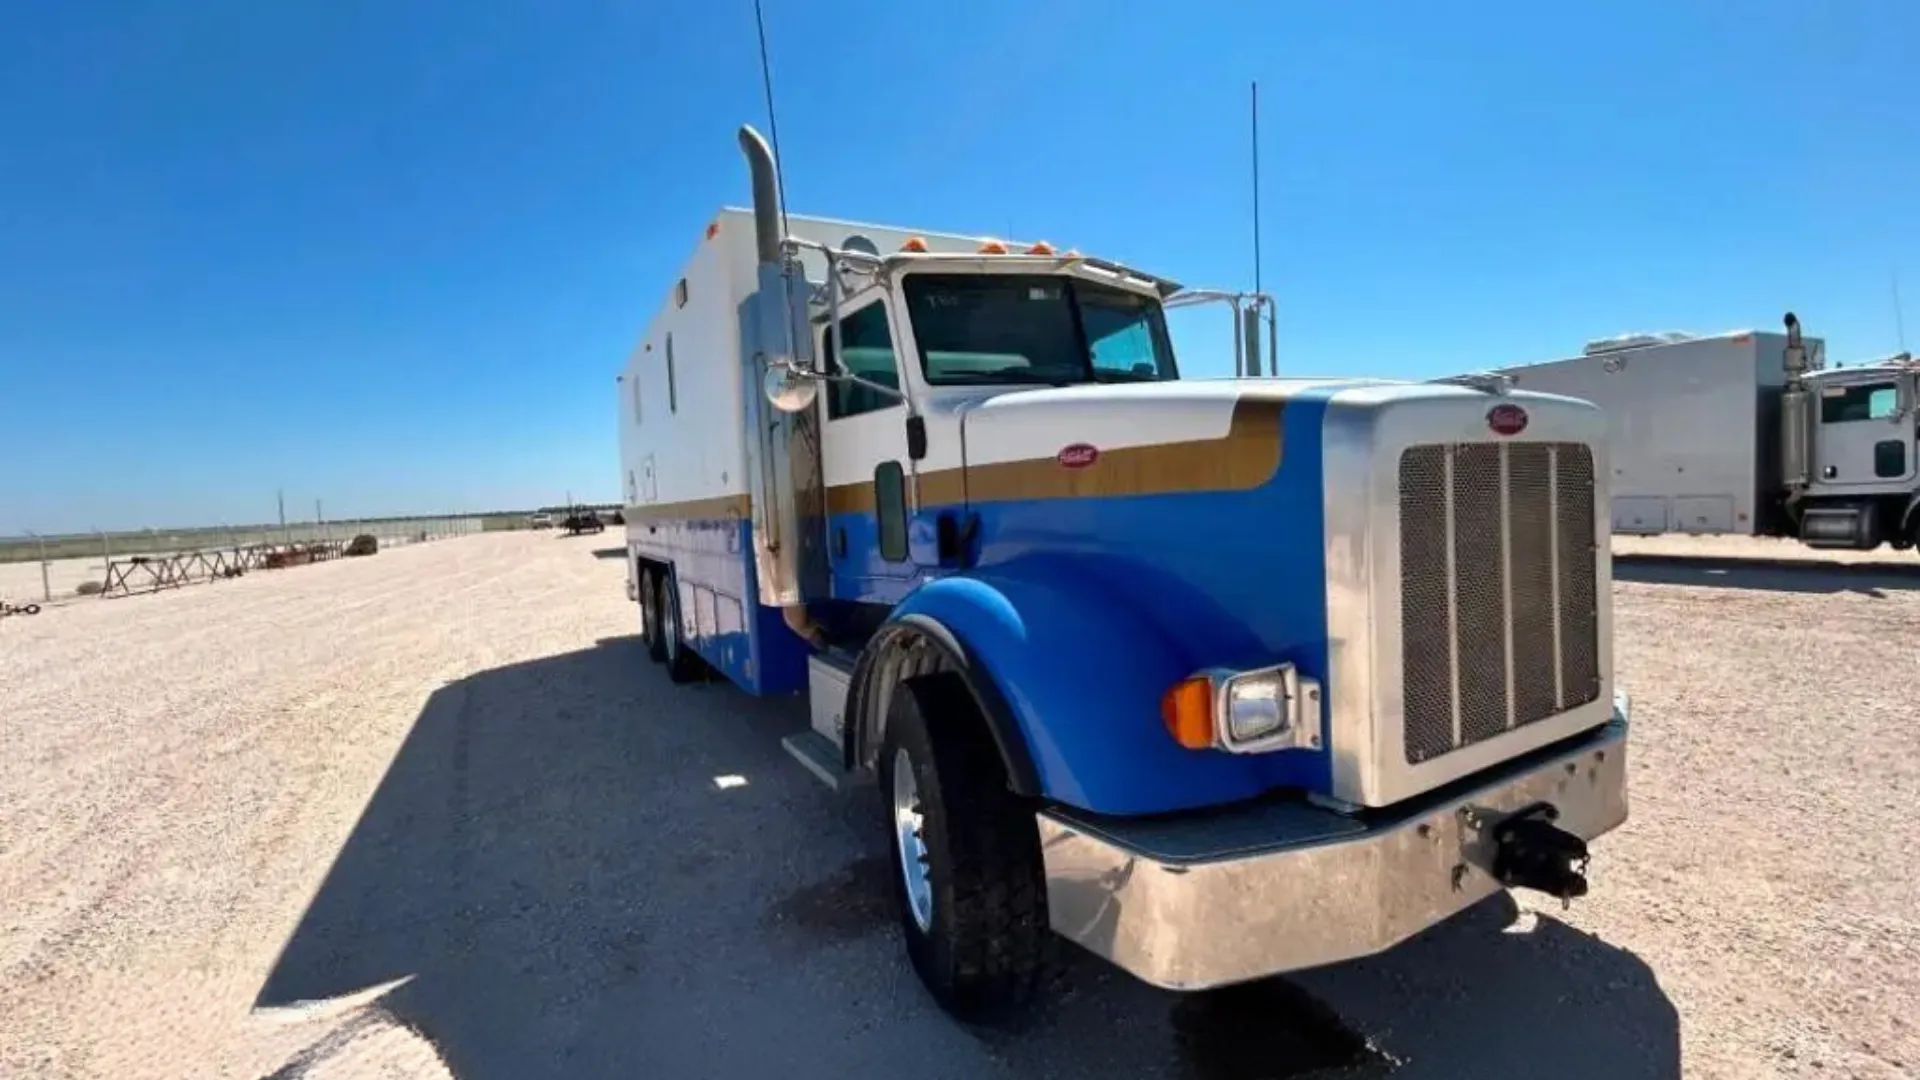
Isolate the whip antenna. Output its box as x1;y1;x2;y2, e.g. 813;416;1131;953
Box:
752;0;791;242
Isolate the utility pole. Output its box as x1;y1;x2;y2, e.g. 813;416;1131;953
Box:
278;489;289;545
27;531;49;602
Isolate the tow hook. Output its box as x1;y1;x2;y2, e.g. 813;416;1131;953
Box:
1490;802;1590;903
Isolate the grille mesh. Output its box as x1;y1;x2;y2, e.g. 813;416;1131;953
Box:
1399;442;1600;765
1452;446;1509;747
1398;450;1454;765
1557;449;1601;702
1508;445;1561;726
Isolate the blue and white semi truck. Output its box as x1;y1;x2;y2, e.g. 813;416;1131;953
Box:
617;125;1630;1018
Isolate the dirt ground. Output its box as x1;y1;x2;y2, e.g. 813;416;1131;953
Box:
1;532;1912;1079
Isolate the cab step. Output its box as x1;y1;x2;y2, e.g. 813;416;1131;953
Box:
781;730;857;791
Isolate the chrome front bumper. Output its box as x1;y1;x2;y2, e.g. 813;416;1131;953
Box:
1037;700;1630;991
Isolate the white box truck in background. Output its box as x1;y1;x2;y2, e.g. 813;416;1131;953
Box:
1494;315;1920;552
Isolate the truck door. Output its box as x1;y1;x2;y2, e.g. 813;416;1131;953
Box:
1813;379;1915;487
816;293;921;597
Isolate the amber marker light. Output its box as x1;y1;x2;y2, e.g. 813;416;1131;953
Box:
1161;675;1215;750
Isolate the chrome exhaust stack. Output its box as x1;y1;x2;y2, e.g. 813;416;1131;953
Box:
736;124;828;639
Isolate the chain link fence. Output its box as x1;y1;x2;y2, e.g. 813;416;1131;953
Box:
0;516;492;609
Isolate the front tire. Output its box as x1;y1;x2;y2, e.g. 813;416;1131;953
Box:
878;674;1049;1020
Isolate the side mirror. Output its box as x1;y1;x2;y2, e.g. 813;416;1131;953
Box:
755;258;823;414
763;362;820;414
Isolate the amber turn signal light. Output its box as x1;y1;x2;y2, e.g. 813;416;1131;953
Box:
1160;675;1214;750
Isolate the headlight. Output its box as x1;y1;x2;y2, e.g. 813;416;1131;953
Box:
1160;662;1323;754
1223;670;1287;743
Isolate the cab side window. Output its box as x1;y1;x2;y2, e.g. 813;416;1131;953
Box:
1819;383;1898;424
824;303;902;420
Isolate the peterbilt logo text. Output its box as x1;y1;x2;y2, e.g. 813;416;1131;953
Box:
1486;404;1529;436
1057;443;1100;469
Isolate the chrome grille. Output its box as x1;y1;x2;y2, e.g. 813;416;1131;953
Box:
1399;441;1600;764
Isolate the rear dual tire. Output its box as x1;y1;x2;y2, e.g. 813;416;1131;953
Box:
877;674;1050;1020
642;566;703;684
638;570;667;663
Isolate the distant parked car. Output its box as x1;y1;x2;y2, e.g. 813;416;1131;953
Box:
528;512;554;529
344;534;379;557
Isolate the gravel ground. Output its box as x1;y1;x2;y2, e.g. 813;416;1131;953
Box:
1;532;1913;1079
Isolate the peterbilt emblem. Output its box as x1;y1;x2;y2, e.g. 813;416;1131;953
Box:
1487;404;1529;436
1057;443;1100;469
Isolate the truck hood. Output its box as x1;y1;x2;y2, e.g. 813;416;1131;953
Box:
948;378;1367;505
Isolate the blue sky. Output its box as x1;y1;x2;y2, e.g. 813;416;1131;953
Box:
3;0;1915;534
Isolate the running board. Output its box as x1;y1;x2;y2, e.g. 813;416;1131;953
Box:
781;731;861;791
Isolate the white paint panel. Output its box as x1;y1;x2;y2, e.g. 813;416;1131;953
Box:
821;405;911;487
617;208;1209;517
618;217;756;513
1671;495;1735;533
620;209;1045;516
1612;497;1668;534
954;379;1307;466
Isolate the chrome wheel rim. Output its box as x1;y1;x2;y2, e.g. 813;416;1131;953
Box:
891;747;933;932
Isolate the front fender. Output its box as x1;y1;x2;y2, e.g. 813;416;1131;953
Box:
888;568;1323;816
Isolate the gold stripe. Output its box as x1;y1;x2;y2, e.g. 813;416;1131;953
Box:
672;396;1286;520
912;396;1285;508
624;493;751;524
826;482;876;516
917;466;967;509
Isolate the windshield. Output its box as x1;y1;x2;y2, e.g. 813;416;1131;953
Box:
902;273;1178;386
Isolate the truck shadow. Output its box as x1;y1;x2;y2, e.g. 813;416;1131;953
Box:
1285;896;1679;1079
1614;552;1920;595
253;635;1677;1080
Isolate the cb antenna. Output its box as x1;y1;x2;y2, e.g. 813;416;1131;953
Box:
1251;81;1262;305
1249;80;1277;376
1894;270;1908;354
752;0;791;242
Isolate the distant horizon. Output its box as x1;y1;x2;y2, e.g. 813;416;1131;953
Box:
0;500;624;543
